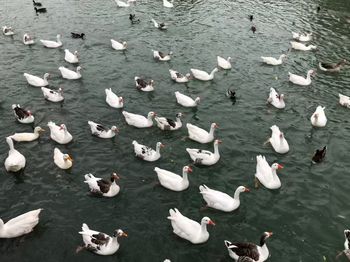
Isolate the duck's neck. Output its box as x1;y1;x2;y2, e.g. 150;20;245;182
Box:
259;236;269;256
213;143;220;156
156;144;162;154
175;117;182;124
306;72;312;81
195;97;200;105
7;138;14;151
182;170;188;181
209;68;217;77
209;126;216;137
271;167;278;179
200;222;208;234
278;55;284;61
56;36;62;44
233;188;242;200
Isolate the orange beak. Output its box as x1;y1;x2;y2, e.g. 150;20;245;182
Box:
208;220;216;226
244;187;250;192
277;164;283;169
122;232;128;237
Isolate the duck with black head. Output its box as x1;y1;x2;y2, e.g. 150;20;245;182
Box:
32;0;41;6
71;32;85;39
312;146;326;163
224;232;273;261
34;6;47;13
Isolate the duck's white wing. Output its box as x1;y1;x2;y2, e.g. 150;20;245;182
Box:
4;209;41;232
200;185;232;204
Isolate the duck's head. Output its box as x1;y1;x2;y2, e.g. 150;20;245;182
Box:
148;111;156;118
175;112;183;119
76;66;82;72
201;217;215;226
122;41;127;48
149;79;154;86
271;163;283;170
183;165;192;173
260;232;273;245
73;51;79;57
119;97;124;104
34;126;45;133
214;139;222;145
111;172;120;181
63;154;73;162
156;142;165;148
308;69;316;77
114;229;128;238
344;229;350;239
59;124;67;130
212;123;219;129
111;126;119;133
237;186;250;193
44;73;50;79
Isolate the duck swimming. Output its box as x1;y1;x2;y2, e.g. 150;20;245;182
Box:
319;59;347;72
312;146;326;163
12;104;34;124
224;232;273;262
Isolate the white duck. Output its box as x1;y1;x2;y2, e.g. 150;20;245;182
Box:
23;72;49;87
267;125;289;154
135;76;154;92
2;26;14;36
169;70;191;83
155;113;183;131
186;139;221;166
190;68;218;81
261;54;286;65
12;104;34;124
4;137;26;172
64;49;79;63
187;123;218;144
40;34;62;48
132;141;164;161
224;232;273;262
153;50;172;61
23;33;34;45
167;208;215;244
53;148;73;169
58;66;82;80
339;94;350;108
310;106;327;127
175;91;200;107
0;209;42;238
9;126;45;142
115;0;130;7
151;18;167;30
41;87;64;102
267;87;285;109
163;0;173;7
105;88;124;108
255;155;283;190
199;185;249;212
292;32;312;42
111;39;127;50
217;56;232;69
84;173;120;197
47;121;73;144
154;166;192;191
122;111;156;128
288;69;315;86
88;121;118;138
290;41;316;51
78;223;127;255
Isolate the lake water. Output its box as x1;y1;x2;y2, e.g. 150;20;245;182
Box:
0;0;350;261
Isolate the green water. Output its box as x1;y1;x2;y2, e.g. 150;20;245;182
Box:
0;0;350;261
